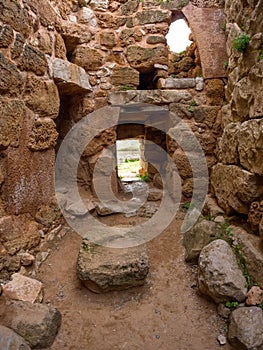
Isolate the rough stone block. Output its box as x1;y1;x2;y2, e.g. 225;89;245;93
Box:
72;46;104;71
198;239;247;303
0;215;40;255
233;226;263;287
52;58;92;94
0;53;23;96
0;325;31;350
18;45;47;76
77;239;149;293
134;10;171;25
183;4;227;78
3;273;43;303
28;118;58;151
110;66;139;88
158;77;196;89
228;307;263;349
0;98;24;150
211;163;263;214
24;76;60;119
238;119;263;175
61;23;92;52
0;300;61;349
0;0;32;37
0;24;13;48
218;122;240;164
183;219;218;263
126;45;168;72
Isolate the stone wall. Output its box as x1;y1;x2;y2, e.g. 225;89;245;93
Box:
0;0;227;279
211;0;263;222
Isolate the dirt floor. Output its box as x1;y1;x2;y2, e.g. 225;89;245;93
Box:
37;210;234;350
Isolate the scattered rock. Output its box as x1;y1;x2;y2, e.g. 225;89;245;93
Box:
147;188;163;201
77;240;149;293
228;307;263;349
2;273;43;303
0;325;31;350
183;219;218;263
19;252;35;267
246;286;263;306
0;299;61;349
217;303;231;319
198;239;247;303
217;334;227;345
214;216;225;224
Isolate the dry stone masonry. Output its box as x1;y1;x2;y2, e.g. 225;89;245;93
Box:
0;0;263;348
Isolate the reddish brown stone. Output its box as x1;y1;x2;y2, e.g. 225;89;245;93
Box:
99;30;117;48
183;4;227;78
0;0;33;38
18;45;47;76
55;33;67;60
72;46;104;71
110;66;139;88
2;107;56;215
28;119;58;151
0;53;23;96
205;79;225;105
0;25;13;48
126;45;168;72
0;98;24;150
11;33;25;60
23;76;60;119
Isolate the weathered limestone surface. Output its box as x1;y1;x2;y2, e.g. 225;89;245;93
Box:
0;325;31;350
198;239;247;303
228;307;263;350
211;164;263;214
232;226;263;287
52;58;92;94
0;299;61;349
183;219;218;263
77;239;149;293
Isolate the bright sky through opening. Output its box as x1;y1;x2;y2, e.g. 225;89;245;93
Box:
166;19;192;53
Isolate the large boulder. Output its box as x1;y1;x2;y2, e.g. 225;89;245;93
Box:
211;163;263;214
0;325;31;350
77;239;149;293
232;226;263;287
198;239;247;303
183;219;218;263
228;307;263;350
0;299;61;349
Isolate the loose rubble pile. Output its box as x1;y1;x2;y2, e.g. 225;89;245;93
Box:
183;195;263;349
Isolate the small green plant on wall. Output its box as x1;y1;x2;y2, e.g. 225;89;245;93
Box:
232;33;250;53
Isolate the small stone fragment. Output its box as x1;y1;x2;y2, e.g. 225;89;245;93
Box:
217;334;227;345
19;252;35;266
246;286;263;306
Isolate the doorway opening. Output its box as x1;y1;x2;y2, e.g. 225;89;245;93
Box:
116;139;143;182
